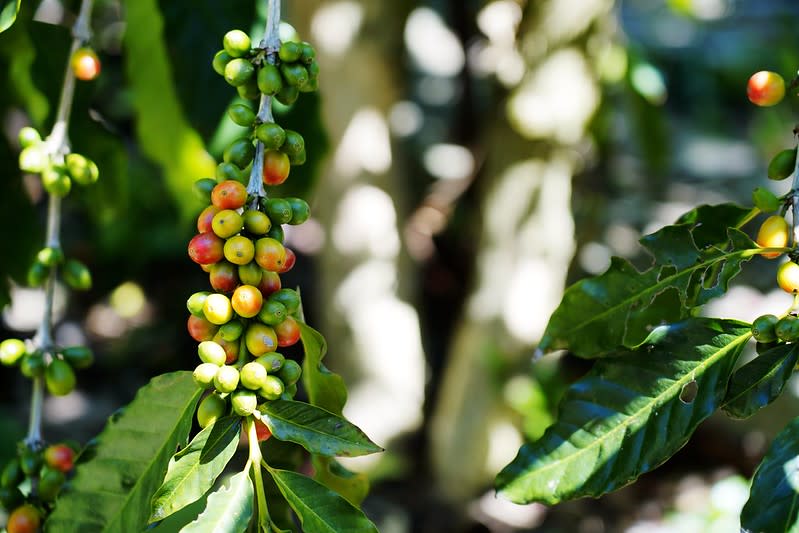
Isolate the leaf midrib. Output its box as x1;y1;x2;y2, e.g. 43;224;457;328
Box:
264;406;379;455
723;345;797;409
504;329;751;490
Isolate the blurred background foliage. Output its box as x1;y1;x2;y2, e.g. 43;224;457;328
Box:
2;0;799;531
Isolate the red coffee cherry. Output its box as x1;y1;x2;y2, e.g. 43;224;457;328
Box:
71;47;101;81
747;70;785;107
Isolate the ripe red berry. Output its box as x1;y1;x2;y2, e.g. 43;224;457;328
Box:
71;47;101;81
188;232;225;265
44;444;75;473
262;150;291;185
7;504;41;533
747;71;785;107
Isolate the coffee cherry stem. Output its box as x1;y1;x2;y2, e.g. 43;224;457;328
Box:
26;0;95;449
247;418;272;529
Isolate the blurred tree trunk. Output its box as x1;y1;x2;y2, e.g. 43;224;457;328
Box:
429;0;614;502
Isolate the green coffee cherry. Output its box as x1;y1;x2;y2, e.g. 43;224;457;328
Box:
27;261;49;288
278;41;302;62
193;178;217;203
65;153;99;186
281;383;298;400
197;393;227;428
259;375;285;400
307;60;320;79
265;224;284;243
37;466;66;501
37;247;64;267
282;130;305;157
752;314;779;343
0;339;26;366
42;166;72;197
219;321;244;342
238;262;263;286
212;50;232;76
46;359;76;396
768;148;797;181
288;149;307;165
214;365;240;393
280;63;309;88
198;341;227;366
1;460;22;488
61;346;94;369
257;64;283;95
237;79;260;100
19;449;41;476
187;291;211;317
255;352;285;373
269;289;300;315
19;145;48;173
776;315;799;342
231;390;258;416
216;162;245;184
224;138;256;169
275;85;299;106
63;259;92;291
255;123;286;150
258;299;287;326
286;197;310;225
243;210;271;235
20;352;45;378
277;359;301;386
0;486;24;510
265;198;293;225
223;30;251;58
240;361;268;390
227;103;256;127
299;42;315;63
18;127;41;148
224;58;255;86
193;362;219;388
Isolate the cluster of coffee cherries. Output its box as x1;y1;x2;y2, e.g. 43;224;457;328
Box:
1;441;76;533
0;338;93;397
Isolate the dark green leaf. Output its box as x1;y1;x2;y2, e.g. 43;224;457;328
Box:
260;400;381;457
312;456;370;506
149;422;239;523
121;0;216;223
0;0;20;33
741;416;799;532
299;322;347;415
179;470;253;533
540;219;757;358
722;344;799;419
199;415;241;463
267;467;378;533
674;203;754;249
45;372;202;532
496;318;751;504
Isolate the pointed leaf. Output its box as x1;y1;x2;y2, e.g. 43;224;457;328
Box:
722;344;799;420
741;416;799;532
179;470;253;533
0;0;20;33
149;422;239;523
45;372;202;532
312;456;370;506
260;400;381;457
199;415;241;463
268;467;378;533
540;216;757;357
299;322;347;415
496;318;751;504
673;203;753;249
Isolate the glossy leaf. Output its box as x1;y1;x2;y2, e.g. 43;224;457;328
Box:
45;373;202;532
496;318;751;504
199;415;241;463
0;0;20;34
179;470;253;533
539;215;757;357
268;467;378;533
312;456;370;506
299;322;347;415
260;400;382;457
741;416;799;532
723;343;799;419
122;0;216;222
149;421;239;523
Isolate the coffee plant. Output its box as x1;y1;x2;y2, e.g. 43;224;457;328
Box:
0;0;100;530
495;68;799;531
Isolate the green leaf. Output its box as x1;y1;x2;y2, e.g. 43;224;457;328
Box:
299;322;347;415
722;343;799;420
121;0;216;223
45;372;202;532
179;470;253;533
260;400;382;457
0;0;20;33
311;456;370;506
673;203;753;249
741;416;799;532
199;415;241;463
149;421;239;523
540;212;757;357
496;318;751;504
267;467;378;533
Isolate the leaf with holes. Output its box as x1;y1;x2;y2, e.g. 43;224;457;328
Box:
312;456;370;506
300;322;347;415
741;416;799;532
539;209;758;358
149;420;239;523
44;372;202;532
722;343;799;419
496;318;751;504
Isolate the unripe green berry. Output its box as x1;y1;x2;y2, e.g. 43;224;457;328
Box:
255;123;286;150
187;291;211;317
61;346;93;369
231;390;258;416
281;383;298;400
258;299;287;326
280;63;309;89
282;130;305;157
214;365;240;393
299;42;315;63
237;79;260;100
219;320;245;342
277;359;301;386
776;315;799;342
216;162;245;184
227;103;256;127
224;58;255;87
65;153;99;186
268;289;300;315
0;339;26;366
42;166;72;197
45;359;76;396
193;362;219;388
19;145;48;173
264;198;293;225
63;259;92;290
37;466;66;501
27;261;49;288
20;352;45;378
259;375;285;400
752;314;779;343
288;149;307;166
240;361;268;390
37;246;64;267
255;352;285;373
197;393;227;428
257;64;283;95
224;138;256;169
238;261;263;286
278;41;302;62
198;341;227;366
286;197;310;225
212;50;232;76
18;127;41;148
275;85;299;106
193;178;217;203
1;460;22;488
223;30;252;58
